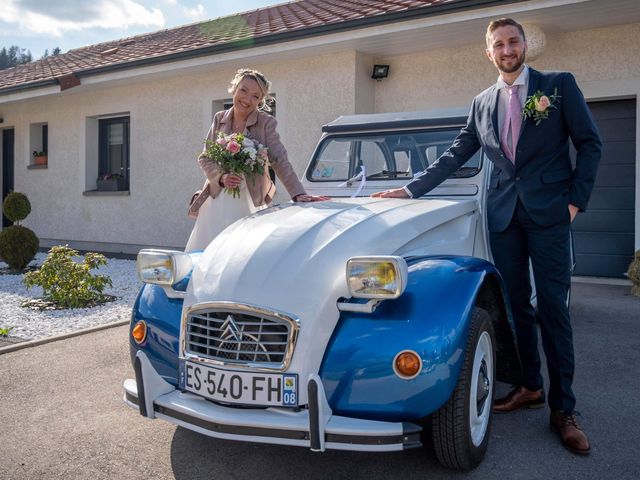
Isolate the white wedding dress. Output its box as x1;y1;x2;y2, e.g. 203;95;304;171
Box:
185;180;259;252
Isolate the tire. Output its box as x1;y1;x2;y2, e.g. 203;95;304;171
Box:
431;307;496;471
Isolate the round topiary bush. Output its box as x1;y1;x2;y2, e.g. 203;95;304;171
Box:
0;225;39;270
628;250;640;297
2;192;31;223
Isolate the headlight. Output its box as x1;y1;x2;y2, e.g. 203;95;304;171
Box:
346;256;408;299
136;249;193;286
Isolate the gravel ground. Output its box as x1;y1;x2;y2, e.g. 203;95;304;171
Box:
0;253;140;340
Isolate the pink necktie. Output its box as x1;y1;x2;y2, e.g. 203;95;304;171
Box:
501;85;522;163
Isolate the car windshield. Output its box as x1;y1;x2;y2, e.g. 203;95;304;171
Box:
307;128;481;182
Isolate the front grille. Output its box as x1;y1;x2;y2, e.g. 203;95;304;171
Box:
184;305;297;370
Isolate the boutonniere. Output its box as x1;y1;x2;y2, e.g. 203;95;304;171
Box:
522;88;561;125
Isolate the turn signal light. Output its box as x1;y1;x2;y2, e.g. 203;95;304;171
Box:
393;350;422;379
132;321;147;344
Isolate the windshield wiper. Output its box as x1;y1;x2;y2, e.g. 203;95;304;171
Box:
366;170;409;179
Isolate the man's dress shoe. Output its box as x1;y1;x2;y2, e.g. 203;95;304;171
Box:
550;411;591;455
492;386;545;413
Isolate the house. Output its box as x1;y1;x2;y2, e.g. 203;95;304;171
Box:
0;0;638;278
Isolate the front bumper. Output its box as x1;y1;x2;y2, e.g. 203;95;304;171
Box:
123;351;421;452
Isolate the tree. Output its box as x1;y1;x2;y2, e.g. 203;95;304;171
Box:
0;45;33;70
42;47;61;59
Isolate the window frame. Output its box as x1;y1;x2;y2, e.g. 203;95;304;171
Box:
98;116;130;190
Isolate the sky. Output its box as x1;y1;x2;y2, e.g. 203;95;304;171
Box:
0;0;286;59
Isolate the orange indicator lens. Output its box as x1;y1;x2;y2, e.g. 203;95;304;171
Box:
394;351;421;378
132;321;147;344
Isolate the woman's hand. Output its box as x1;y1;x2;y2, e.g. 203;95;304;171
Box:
293;194;330;202
220;173;243;188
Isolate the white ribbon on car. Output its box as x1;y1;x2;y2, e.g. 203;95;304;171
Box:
338;165;366;198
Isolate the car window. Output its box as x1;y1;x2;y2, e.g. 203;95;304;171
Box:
307;128;481;182
359;139;387;176
309;139;352;180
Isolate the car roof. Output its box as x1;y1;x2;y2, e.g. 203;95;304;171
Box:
322;108;469;133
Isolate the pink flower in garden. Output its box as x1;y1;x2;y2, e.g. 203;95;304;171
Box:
534;95;551;112
226;141;241;154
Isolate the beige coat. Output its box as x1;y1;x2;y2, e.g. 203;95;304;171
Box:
189;108;306;215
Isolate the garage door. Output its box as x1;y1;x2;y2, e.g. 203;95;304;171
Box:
572;99;636;278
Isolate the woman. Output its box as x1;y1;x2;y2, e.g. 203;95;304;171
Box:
186;68;327;251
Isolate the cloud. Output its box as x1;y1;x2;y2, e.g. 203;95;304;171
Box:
184;3;206;19
0;0;165;37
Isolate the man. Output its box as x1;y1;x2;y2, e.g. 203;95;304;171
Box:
373;18;601;455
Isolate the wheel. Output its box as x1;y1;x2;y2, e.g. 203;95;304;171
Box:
431;307;496;471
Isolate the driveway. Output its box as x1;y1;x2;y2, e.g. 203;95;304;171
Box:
0;282;638;480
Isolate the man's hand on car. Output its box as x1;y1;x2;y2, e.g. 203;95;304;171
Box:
371;188;410;198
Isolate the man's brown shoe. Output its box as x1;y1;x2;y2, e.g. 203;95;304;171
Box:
550;411;590;455
492;386;545;413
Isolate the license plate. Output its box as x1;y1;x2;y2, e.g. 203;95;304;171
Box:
179;360;298;407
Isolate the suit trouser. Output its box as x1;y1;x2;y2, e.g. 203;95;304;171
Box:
489;200;576;412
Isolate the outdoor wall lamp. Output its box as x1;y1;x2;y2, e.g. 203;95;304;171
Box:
371;64;390;81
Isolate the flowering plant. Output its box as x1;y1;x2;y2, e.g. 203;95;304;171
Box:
522;88;561;125
98;173;124;181
203;132;269;198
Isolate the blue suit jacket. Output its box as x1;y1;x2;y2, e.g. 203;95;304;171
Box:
406;68;602;232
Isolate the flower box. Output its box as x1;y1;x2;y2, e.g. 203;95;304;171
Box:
32;155;48;166
96;177;127;191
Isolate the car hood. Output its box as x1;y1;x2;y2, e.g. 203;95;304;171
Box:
184;197;479;392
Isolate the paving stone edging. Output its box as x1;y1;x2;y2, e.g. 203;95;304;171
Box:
0;320;129;355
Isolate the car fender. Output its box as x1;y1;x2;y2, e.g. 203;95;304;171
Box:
130;284;183;386
319;255;511;422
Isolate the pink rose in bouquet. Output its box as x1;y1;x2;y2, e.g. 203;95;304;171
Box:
226;140;241;154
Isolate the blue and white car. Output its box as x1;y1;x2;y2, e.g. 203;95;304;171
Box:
123;111;521;471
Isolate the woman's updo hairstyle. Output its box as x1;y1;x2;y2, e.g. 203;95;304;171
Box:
228;68;275;112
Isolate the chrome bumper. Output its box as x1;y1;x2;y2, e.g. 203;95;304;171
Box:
123;351;421;452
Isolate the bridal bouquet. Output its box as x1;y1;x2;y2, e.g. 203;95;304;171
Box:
203;132;269;198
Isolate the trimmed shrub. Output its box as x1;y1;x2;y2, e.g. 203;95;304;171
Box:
628;250;640;297
2;192;31;223
0;225;39;270
23;245;113;308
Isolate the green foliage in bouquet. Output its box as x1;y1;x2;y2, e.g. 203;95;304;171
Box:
23;245;113;308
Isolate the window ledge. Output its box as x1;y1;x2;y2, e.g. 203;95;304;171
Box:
27;164;48;170
83;190;130;196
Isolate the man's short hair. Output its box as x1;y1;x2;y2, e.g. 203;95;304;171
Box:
486;18;526;47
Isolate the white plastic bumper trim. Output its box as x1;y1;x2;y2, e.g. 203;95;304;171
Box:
123;350;422;452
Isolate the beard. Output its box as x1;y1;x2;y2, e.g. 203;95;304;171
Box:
495;50;526;74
